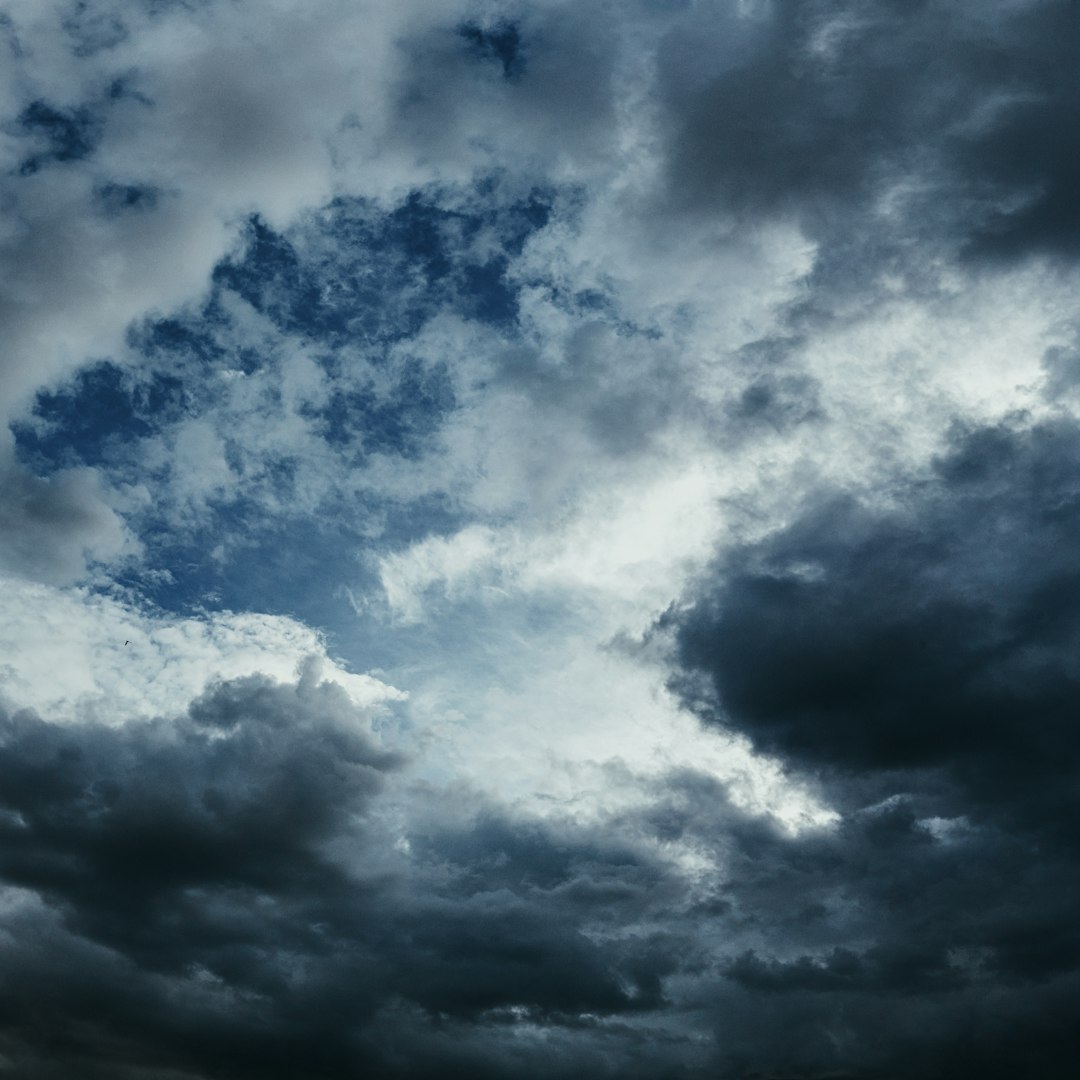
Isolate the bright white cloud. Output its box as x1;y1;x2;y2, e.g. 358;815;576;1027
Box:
0;575;404;727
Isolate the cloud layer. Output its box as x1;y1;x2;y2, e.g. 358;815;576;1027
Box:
3;0;1080;1076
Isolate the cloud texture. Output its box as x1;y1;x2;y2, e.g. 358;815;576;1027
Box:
2;0;1080;1076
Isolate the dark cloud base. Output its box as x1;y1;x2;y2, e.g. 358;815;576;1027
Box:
0;673;687;1080
6;582;1080;1080
665;413;1080;1078
660;0;1080;330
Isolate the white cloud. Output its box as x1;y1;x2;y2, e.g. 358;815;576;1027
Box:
374;457;726;631
0;576;404;727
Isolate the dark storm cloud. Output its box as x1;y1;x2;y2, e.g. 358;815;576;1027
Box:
672;415;1080;819
0;671;700;1079
554;760;1080;1080
658;413;1080;1076
0;671;398;965
0;671;394;1078
660;0;1080;271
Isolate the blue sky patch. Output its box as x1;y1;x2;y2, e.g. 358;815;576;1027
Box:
302;360;454;459
213;189;550;346
16;100;99;173
14;362;184;471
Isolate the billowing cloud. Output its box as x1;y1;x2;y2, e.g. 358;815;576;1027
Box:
0;667;718;1079
671;414;1080;809
659;0;1080;261
3;0;1080;1076
662;411;1080;1076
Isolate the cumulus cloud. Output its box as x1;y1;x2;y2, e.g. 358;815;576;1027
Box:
671;414;1080;810
0;577;404;726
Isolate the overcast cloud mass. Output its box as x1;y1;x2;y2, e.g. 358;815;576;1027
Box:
2;0;1080;1076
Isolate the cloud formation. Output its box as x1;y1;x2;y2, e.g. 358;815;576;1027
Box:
664;411;1080;1075
3;0;1080;1076
0;669;706;1079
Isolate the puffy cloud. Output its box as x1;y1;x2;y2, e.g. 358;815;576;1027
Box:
0;576;404;725
657;0;1080;263
671;414;1080;814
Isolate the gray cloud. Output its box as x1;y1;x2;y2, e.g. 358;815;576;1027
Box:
671;415;1080;815
0;443;129;583
0;670;706;1078
659;412;1080;1075
656;0;1080;315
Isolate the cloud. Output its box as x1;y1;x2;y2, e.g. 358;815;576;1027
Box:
0;669;397;1079
670;414;1080;814
0;668;717;1079
0;577;404;726
4;0;1080;1076
656;0;1080;268
0;442;130;584
658;412;1080;1075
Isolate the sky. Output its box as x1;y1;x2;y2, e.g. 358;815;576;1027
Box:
2;0;1080;1076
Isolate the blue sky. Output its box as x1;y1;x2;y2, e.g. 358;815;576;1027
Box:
3;2;1080;1077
